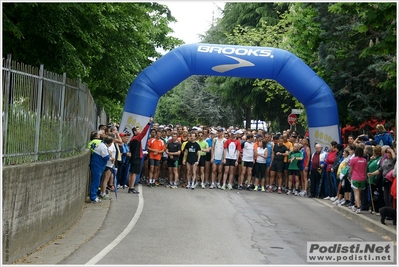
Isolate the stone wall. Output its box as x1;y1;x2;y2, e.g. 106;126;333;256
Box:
2;151;90;264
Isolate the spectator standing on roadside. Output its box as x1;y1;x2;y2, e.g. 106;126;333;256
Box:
117;133;131;189
99;132;117;200
366;146;383;212
323;141;338;201
333;149;350;206
88;130;103;154
368;147;396;208
349;147;368;214
89;136;113;203
374;124;393;147
330;144;345;201
309;143;327;198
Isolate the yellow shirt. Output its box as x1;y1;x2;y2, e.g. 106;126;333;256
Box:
283;141;293;162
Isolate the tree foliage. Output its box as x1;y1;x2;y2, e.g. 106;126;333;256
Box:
201;3;295;130
5;2;395;130
155;76;242;127
3;2;182;121
311;3;396;126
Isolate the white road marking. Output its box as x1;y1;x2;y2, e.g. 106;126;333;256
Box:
85;184;143;265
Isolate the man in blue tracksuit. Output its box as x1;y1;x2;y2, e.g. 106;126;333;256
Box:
89;136;114;203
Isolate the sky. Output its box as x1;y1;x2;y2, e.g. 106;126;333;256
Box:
160;1;226;45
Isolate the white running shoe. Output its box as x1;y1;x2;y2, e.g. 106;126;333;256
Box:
330;197;337;202
201;182;205;189
209;183;215;189
324;196;331;200
227;183;233;190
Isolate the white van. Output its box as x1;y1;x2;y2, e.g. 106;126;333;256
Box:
243;120;268;130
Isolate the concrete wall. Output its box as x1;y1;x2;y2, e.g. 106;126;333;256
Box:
2;150;90;264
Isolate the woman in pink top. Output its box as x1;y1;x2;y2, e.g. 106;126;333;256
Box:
349;147;368;214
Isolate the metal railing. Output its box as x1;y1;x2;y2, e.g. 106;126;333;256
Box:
2;55;108;165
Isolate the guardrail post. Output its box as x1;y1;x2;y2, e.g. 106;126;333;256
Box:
2;54;12;164
57;73;67;159
34;64;44;161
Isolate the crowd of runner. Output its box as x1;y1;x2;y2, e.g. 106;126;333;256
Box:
87;121;396;219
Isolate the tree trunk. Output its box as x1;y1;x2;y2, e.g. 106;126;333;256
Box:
245;106;251;129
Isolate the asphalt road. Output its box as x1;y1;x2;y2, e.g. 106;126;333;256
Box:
58;184;394;265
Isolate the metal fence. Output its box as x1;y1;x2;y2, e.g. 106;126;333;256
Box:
2;55;108;165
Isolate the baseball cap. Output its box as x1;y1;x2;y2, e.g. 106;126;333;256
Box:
217;128;224;132
256;134;263;138
236;130;244;134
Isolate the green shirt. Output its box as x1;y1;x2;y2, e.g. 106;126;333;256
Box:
367;156;382;184
197;140;208;156
288;151;303;171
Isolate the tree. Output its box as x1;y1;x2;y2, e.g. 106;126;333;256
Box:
203;2;288;45
155;76;242;127
311;3;396;126
3;2;182;121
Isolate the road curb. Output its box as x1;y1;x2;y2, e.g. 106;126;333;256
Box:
314;198;397;241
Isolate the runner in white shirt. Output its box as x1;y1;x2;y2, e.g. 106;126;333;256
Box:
254;139;268;191
238;134;255;190
210;128;226;189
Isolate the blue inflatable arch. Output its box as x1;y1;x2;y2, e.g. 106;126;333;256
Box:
120;44;341;149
